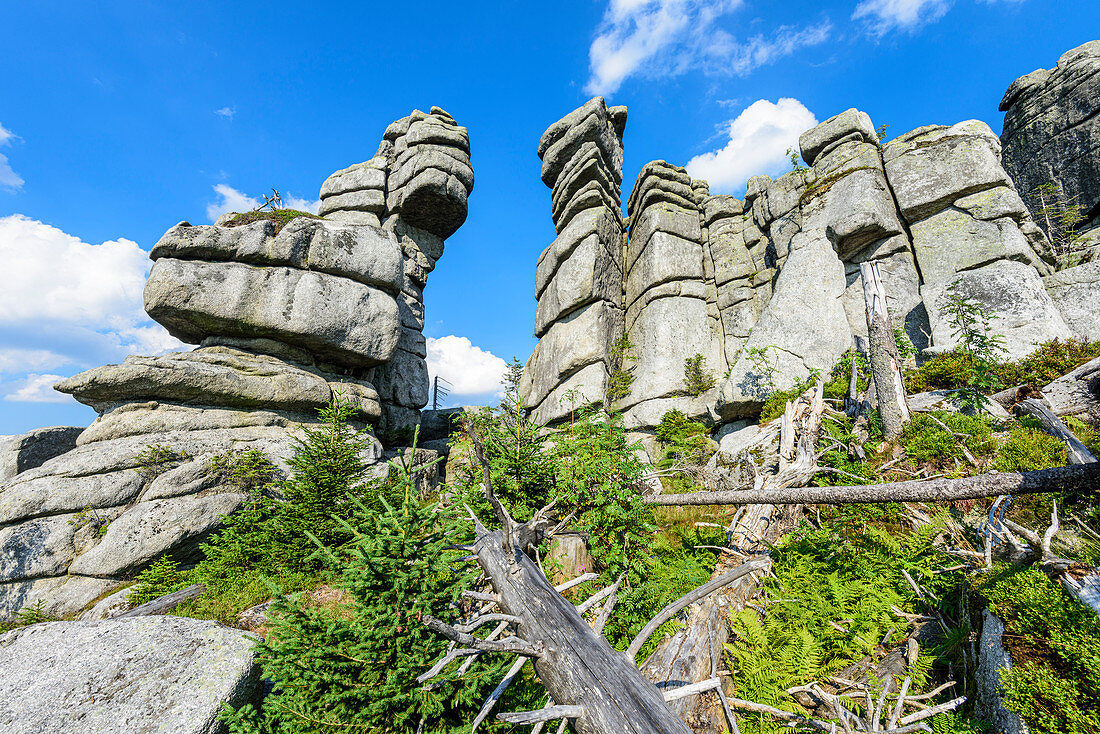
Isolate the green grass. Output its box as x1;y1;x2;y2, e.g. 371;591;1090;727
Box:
225;208;321;233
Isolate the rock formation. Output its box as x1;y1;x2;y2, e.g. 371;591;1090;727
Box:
1001;40;1100;241
520;97;627;425
0;106;471;621
520;95;1097;442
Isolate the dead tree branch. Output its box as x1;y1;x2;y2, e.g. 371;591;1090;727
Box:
861;261;911;438
647;463;1100;506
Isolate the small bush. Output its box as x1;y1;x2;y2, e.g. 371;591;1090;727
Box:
206;450;279;492
133;444;191;479
128;556;188;607
900;413;994;466
977;565;1100;734
682;353;716;397
996;338;1100;387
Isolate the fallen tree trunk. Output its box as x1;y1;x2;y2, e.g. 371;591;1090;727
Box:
118;584;205;617
1042;355;1100;419
646;463;1100;506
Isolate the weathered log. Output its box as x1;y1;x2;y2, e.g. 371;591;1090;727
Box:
1014;397;1097;464
118;583;205;618
471;527;691;734
646;463;1100;506
1042;355;1100;418
628;557;769;662
861;261;910;438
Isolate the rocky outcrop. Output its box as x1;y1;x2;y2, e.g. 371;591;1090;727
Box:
1001;41;1100;238
0;616;261;734
521;95;1089;431
0;106;470;621
520;97;627;424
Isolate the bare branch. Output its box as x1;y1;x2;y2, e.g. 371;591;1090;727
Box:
465;422;518;560
554;572;598;593
416;647;481;684
662;678;721;701
647;463;1100;506
626;556;770;661
497;706;585;724
471;656;529;731
591;574;623;635
422;615;543;657
454;614;521;633
898;697;966;726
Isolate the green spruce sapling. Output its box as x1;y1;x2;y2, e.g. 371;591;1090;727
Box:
943;280;1006;411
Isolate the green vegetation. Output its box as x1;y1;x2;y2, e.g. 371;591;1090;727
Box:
727;509;968;733
977;565;1100;734
1033;182;1091;269
606;332;636;404
906;338;1100;394
128;556;188;607
224;208;321;233
942;281;1007;410
991;423;1067;472
682;352;716;396
133;443;192;479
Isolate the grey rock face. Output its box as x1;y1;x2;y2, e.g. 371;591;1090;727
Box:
0;616;261;734
55;346;381;422
0;427;81;483
521;97;627;424
799;108;877;166
1001;40;1100;231
145;258;400;369
151;217;403;293
1043;260;1100;341
921;260;1071;358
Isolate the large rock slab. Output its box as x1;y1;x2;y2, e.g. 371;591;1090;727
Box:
56;347;381;419
68;492;248;578
883;121;1011;222
799;108;877;166
0;616;261;734
908;208;1045;287
144;258;400;369
150;218;403;293
717;233;850;419
1043;260;1100;341
922;259;1071;359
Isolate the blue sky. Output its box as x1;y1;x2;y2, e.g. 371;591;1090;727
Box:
0;0;1096;434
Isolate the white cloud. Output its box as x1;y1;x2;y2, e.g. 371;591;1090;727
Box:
0;215;182;404
5;374;72;403
206;185;321;221
214;106;237;120
284;194;321;214
0;122;24;191
852;0;951;34
0;349;69;374
584;1;830;96
686;98;818;194
206;184;261;221
426;336;508;397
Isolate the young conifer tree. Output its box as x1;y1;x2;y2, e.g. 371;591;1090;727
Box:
222;458;497;733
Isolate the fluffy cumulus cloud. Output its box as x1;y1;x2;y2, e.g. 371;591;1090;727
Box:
0;214;183;402
686;98;817;194
5;374;70;403
206;184;321;222
0;122;24;191
852;0;952;34
425;336;508;399
585;0;831;96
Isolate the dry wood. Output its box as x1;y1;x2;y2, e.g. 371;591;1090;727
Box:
627;556;770;661
498;706;585;724
118;583;205;617
647;463;1100;506
1013;397;1097;464
861;262;911;438
1042;355;1100;418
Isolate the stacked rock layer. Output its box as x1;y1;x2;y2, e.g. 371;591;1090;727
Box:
520;97;628;424
521;96;1097;438
0;107;471;620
